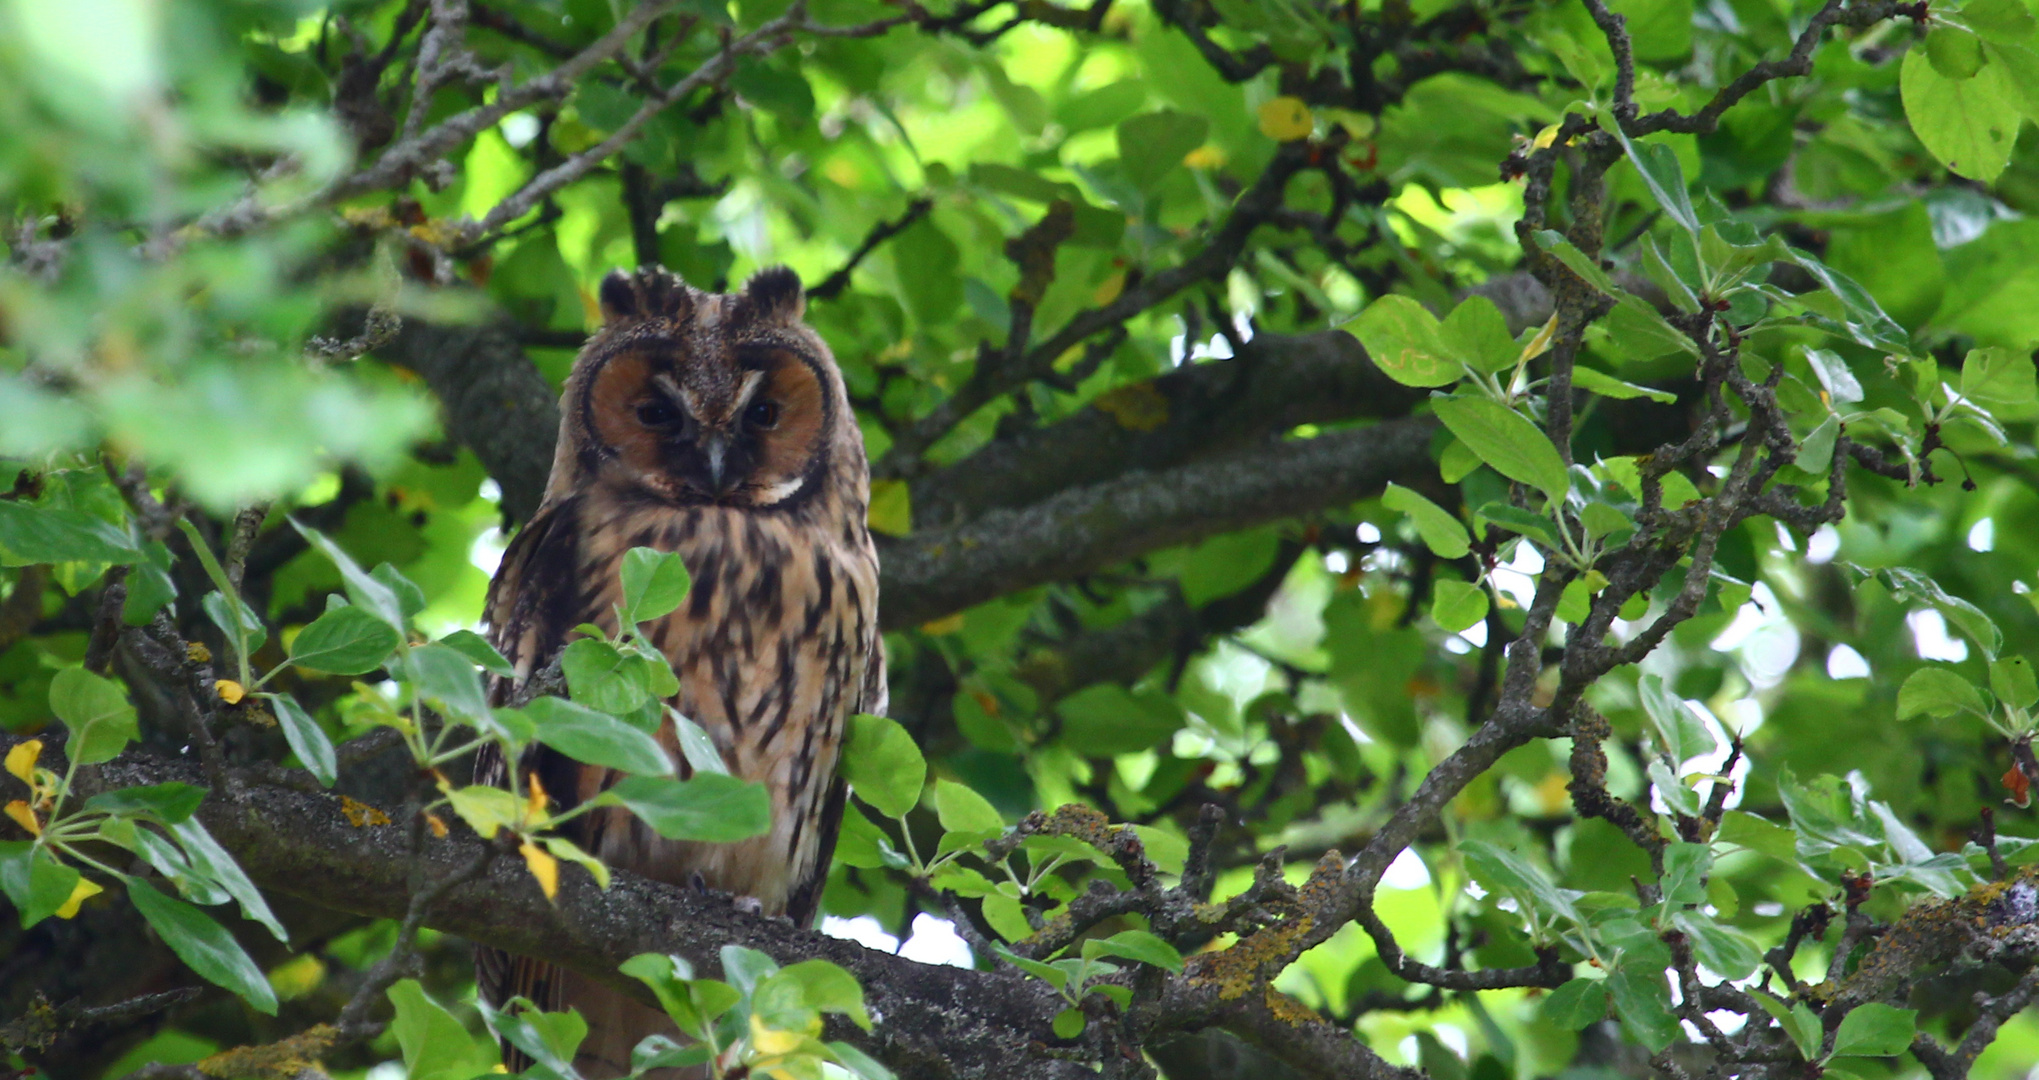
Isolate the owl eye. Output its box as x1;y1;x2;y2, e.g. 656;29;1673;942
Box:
636;399;680;427
745;399;781;429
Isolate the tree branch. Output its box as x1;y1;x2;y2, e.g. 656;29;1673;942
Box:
878;417;1436;629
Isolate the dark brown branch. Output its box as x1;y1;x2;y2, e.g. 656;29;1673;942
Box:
878;417;1436;629
808;197;934;302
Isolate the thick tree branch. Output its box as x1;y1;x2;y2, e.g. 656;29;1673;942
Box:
878;417;1436;628
65;746;1085;1080
911;330;1423;529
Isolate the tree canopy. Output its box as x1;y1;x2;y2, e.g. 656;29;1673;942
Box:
7;0;2039;1078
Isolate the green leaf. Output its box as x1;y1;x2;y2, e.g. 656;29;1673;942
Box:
562;637;656;716
1571;367;1677;403
1672;909;1763;980
372;563;425;620
622;953;712;1037
1797;414;1839;475
1790;252;1913;355
1901;48;2022;183
1877;568;2002;658
291;520;406;630
1831;1002;1918;1058
1606;961;1678;1052
443;785;521;839
835;804;910;871
1055;683;1186;756
85;783;207;824
389;978;497;1080
1116;110;1209;191
1752;991;1825;1060
1439;295;1519;374
1992;656;2039;709
264;694;337;787
1929;26;1987;79
995;946;1069;989
1966;0;2037;42
1475;503;1561;549
619;546;692;626
1613;131;1698;234
0;842;81;927
541;836;611;890
840;713;926;818
933;778;1003;834
1638;673;1718;763
168;818;287;942
0;501;139;566
1804;348;1865;405
522;696;675;777
1541;978;1610;1029
202;590;267;659
1430;579;1489;633
595;774;770;843
774;958;872;1029
50;667;138;765
405;643;491;726
1431;395;1570;501
1052;1007;1085;1038
1533;229;1615;293
826;1039;898;1080
437;629;514;679
128;879;278;1014
1079;929;1184;972
1659;842;1712;907
288;605;400;675
1461;839;1580;925
1897;667;1987;720
1719;810;1798;861
1382;483;1470;559
1961;346;2037;410
666;707;730;776
479;996;584;1076
1345;295;1460;388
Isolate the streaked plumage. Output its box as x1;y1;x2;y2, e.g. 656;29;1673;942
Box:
474;265;884;1077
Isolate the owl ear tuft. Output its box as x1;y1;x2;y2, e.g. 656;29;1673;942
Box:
738;265;805;325
600;266;693;325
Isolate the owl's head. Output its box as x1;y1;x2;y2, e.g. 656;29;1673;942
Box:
551;265;862;511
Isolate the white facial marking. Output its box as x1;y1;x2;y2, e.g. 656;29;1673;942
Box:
735;369;767;408
758;476;805;503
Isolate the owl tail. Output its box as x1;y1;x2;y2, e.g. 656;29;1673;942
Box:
478;950;693;1079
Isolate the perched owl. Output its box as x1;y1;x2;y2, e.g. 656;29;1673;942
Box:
474;265;884;1077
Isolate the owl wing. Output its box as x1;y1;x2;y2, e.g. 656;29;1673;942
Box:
783;632;887;928
473;496;587;1034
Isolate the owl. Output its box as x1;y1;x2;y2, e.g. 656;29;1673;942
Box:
473;265;885;1078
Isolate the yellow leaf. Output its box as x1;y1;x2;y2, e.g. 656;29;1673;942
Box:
56;877;103;919
1533;123;1563;150
1517;312;1559;367
1093;382;1170;432
920;613;965;635
1183;144;1226;170
215;679;245;705
1092;270;1127;307
425;811;449;838
749;1013;814;1057
186;642;211;664
1257;96;1314;142
5;739;42;784
520;841;559;901
4;800;40;837
525;772;550;826
868;479;911;538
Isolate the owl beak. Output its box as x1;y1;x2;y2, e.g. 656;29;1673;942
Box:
703;435;733;494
